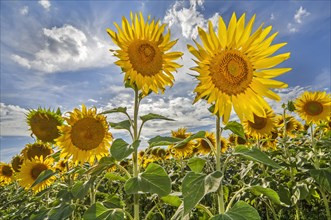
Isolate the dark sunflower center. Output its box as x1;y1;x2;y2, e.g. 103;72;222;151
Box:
30;113;61;142
11;156;23;172
128;40;162;76
31;164;48;180
2;165;13;177
200;139;211;150
237;136;247;145
304;101;324;116
248;115;268;130
210;50;253;95
71;118;106;151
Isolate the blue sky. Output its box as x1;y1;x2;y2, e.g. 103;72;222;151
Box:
1;0;330;163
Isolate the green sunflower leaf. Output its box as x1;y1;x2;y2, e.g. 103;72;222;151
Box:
140;113;175;123
31;169;55;187
224;121;245;139
174;131;205;149
309;168;331;193
148;136;182;147
249;186;283;205
161;194;182;207
182;171;222;215
109;120;131;132
210;201;260;220
234;145;281;169
83;202;123;220
100;107;128;115
187;157;206;173
124;163;171;197
111;139;135;161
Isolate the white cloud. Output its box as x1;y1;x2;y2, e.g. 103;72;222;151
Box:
0;103;29;136
294;6;310;24
270;13;275;20
11;54;31;69
20;6;29;15
38;0;51;11
164;0;218;39
313;68;331;91
11;24;115;73
287;23;298;33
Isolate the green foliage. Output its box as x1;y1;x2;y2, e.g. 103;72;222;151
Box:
211;201;260;220
187;157;207;173
111;139;140;161
124;163;171;197
224;121;246;139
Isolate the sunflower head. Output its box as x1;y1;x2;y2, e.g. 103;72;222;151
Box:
0;163;14;185
196;131;216;155
11;155;24;172
27;107;63;143
56;104;113;164
188;13;291;123
107;12;183;95
169;128;195;158
243;108;276;138
276;115;301;138
220;137;229;153
21;142;53;161
17;156;55;193
294;91;331;124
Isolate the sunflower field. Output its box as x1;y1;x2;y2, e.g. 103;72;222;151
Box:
1;12;330;220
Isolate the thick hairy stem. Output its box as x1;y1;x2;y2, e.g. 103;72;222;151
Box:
132;86;140;220
216;116;225;214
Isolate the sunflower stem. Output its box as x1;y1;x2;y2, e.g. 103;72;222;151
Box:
216;116;225;214
310;125;320;169
132;85;140;220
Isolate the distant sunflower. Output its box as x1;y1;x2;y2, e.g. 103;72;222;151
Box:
107;12;183;94
196;132;216;155
17;156;55;193
295;91;331;123
220;137;229;153
188;13;291;123
169;128;195;158
27;108;63;143
56;104;113;164
11;155;23;172
276;115;301;137
0;163;14;185
21;142;53;161
243;108;276;138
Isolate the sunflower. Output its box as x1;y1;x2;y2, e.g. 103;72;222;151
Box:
17;156;55;193
243;108;276;138
21;142;53;161
0;163;14;185
294;91;331;123
169;128;195;158
27;108;63;143
220;137;229;153
188;13;291;123
276;115;301;138
107;12;183;94
56;104;113;164
196;132;216;155
11;155;24;172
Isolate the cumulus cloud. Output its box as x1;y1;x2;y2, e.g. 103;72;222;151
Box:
38;0;51;11
0;103;29;136
294;6;310;24
20;6;29;15
164;0;219;39
11;24;115;73
287;23;298;33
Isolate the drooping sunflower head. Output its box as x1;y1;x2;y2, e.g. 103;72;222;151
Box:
55;104;113;165
0;163;14;186
188;13;291;123
26;107;63;143
17;156;55;193
107;12;183;95
196;131;216;155
220;137;229;153
294;91;331;124
243;108;276;138
169;128;195;158
21;142;53;161
276;115;301;137
11;155;24;172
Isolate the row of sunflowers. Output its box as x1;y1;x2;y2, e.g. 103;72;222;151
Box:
1;12;331;220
